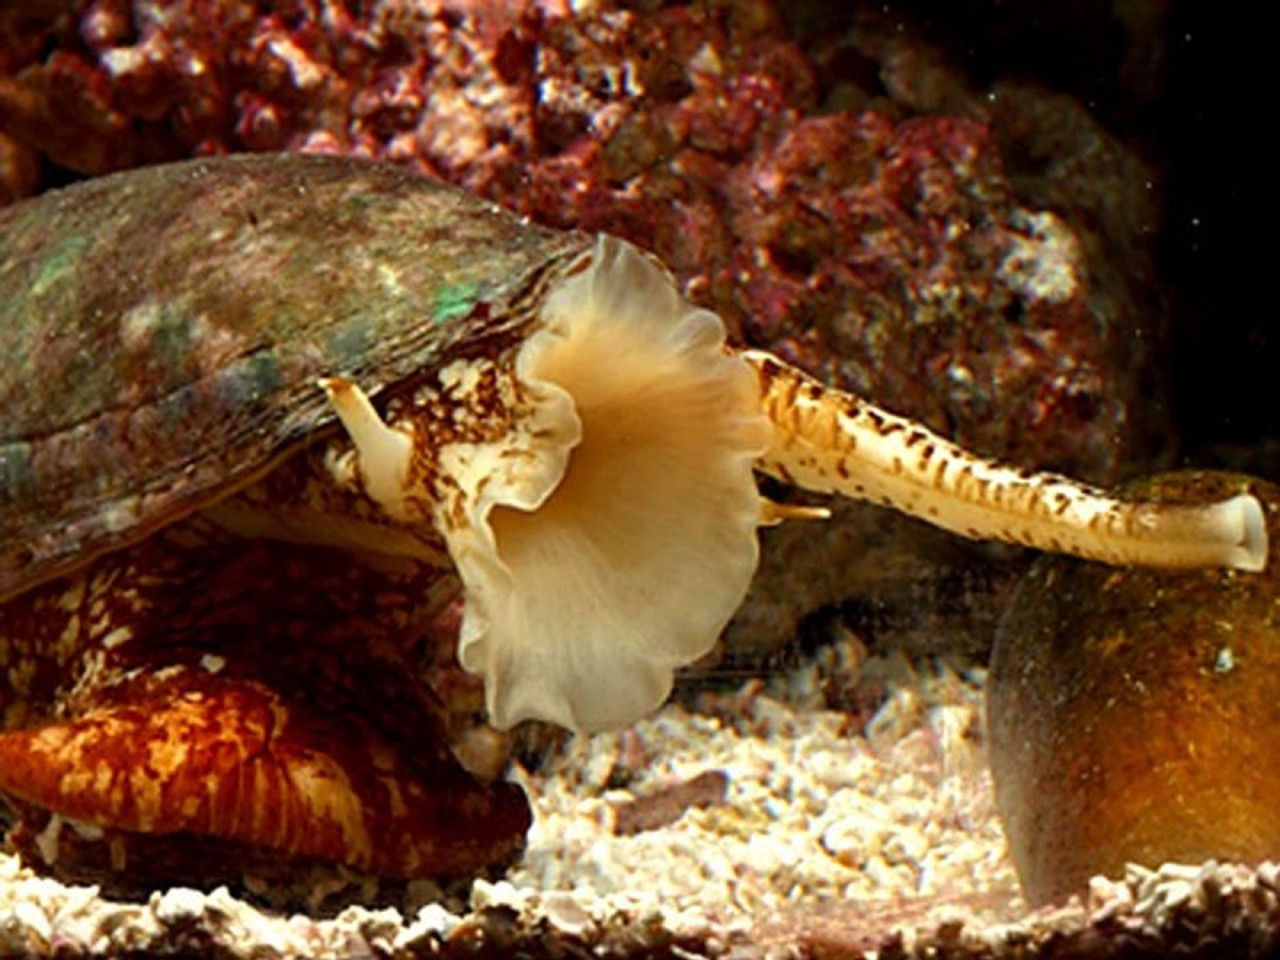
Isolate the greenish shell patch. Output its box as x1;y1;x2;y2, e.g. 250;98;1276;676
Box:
326;321;374;371
0;441;34;505
215;349;283;410
433;282;480;325
29;235;89;300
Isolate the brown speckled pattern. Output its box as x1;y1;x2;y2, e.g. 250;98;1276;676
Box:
749;350;1264;570
0;514;528;889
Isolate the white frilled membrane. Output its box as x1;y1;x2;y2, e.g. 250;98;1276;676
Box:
444;235;770;732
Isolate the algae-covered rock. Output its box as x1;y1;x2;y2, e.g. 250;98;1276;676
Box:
989;471;1280;906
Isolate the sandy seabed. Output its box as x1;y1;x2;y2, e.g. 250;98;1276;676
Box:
2;643;1277;958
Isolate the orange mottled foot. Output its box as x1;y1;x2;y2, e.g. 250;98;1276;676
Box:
0;667;529;889
0;527;530;893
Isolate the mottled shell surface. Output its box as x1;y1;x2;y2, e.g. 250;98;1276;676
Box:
0;153;589;597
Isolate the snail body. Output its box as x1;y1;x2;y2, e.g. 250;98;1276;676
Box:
0;154;1264;887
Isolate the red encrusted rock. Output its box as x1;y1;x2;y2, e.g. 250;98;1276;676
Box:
0;0;1170;654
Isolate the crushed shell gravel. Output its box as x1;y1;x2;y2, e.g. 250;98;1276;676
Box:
2;650;1277;957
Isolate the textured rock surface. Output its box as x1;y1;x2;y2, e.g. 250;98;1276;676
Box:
989;471;1280;906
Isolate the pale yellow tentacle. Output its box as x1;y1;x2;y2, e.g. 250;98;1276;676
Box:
744;349;1268;572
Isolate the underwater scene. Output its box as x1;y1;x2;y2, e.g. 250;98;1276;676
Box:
1;2;1275;957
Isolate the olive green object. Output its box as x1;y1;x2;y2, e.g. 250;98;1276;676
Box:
989;471;1280;906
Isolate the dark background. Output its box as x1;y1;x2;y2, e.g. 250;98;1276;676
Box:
1161;5;1272;462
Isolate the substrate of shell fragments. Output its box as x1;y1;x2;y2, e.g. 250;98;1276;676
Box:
1;643;1278;959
